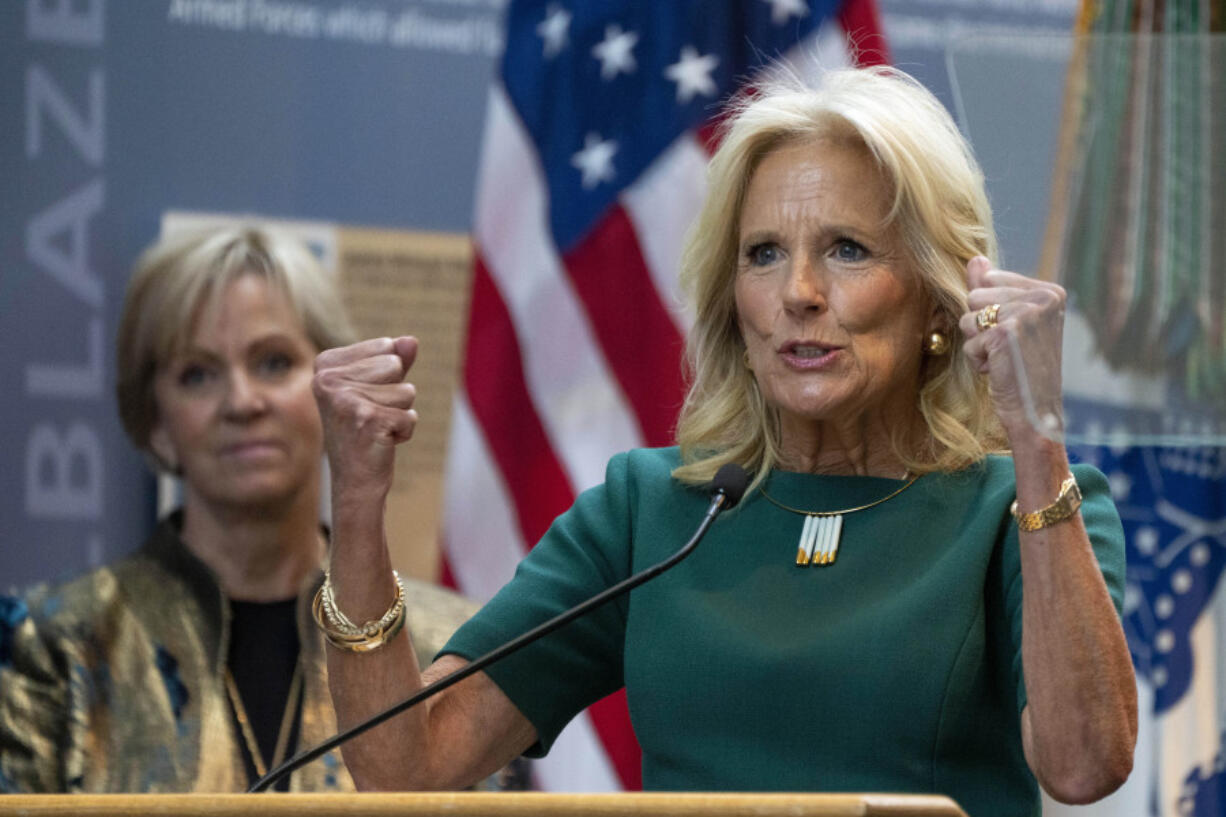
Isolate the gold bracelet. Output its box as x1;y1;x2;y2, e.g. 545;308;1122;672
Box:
318;569;405;635
1010;475;1082;532
312;571;407;653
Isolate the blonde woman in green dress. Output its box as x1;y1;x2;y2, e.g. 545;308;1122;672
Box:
311;67;1136;816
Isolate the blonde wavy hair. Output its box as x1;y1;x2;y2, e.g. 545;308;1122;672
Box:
116;225;356;466
673;65;1006;490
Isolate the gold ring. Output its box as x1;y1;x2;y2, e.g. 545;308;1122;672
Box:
975;303;1001;331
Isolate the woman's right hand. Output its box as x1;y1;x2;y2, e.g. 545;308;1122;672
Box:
312;335;537;791
312;336;419;502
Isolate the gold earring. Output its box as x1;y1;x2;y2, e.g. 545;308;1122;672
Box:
743;350;752;369
923;331;950;356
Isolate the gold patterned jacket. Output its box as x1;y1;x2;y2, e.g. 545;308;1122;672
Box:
0;514;484;793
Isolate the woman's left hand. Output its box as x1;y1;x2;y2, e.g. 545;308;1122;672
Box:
959;256;1067;441
962;258;1137;804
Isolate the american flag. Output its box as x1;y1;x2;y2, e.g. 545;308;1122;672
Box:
441;0;888;791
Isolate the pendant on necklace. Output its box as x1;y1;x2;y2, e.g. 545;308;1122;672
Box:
796;514;844;566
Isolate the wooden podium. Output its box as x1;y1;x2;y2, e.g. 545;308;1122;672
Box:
0;792;967;816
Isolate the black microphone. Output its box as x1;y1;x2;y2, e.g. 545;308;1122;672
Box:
249;463;748;792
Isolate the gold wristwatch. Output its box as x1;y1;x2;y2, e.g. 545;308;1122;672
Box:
1011;475;1082;532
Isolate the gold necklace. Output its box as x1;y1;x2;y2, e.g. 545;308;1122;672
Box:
223;660;303;781
759;474;919;566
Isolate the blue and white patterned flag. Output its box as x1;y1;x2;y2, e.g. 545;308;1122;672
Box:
1070;400;1226;817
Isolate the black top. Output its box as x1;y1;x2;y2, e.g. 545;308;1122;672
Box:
227;597;301;790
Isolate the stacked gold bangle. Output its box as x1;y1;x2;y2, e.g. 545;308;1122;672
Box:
312;570;407;653
1011;475;1082;532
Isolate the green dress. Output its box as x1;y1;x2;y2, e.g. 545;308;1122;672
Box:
442;448;1126;817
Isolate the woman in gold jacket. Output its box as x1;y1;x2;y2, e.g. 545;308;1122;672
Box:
0;226;506;793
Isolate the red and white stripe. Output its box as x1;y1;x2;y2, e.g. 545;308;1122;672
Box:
443;3;888;792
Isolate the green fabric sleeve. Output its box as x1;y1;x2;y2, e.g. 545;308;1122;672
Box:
439;451;638;755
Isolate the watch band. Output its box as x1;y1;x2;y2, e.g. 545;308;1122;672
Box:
1010;475;1082;532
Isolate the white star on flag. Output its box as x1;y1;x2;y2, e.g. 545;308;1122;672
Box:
664;46;719;103
592;24;639;80
536;4;571;59
761;0;809;25
571;132;618;189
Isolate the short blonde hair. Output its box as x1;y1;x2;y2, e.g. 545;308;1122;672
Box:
116;225;357;458
674;66;1006;489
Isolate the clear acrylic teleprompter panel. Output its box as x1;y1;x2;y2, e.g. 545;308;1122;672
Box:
947;34;1226;448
